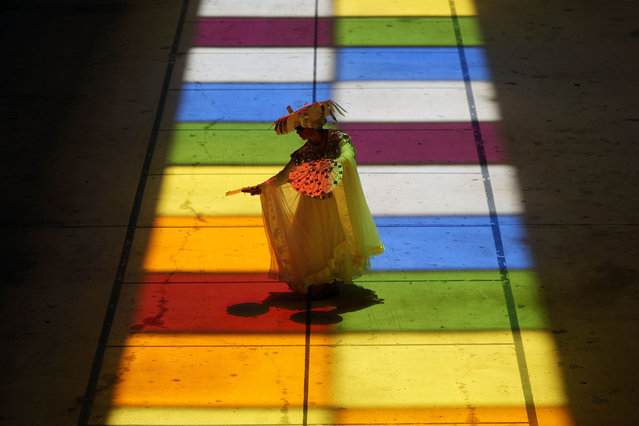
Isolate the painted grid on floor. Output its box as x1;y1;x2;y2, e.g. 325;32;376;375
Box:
86;1;574;425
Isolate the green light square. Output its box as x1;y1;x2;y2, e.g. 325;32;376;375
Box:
335;17;483;46
339;270;547;332
165;122;303;166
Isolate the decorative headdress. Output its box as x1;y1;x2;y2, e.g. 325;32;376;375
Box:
273;99;346;135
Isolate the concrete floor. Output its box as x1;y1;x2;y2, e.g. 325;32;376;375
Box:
1;0;638;425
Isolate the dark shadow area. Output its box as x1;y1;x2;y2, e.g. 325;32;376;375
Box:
0;0;187;424
228;283;384;325
474;0;639;423
1;0;123;274
1;1;131;424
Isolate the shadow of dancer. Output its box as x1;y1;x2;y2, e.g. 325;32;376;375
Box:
227;283;383;325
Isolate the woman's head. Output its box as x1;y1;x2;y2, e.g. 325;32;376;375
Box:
295;126;323;143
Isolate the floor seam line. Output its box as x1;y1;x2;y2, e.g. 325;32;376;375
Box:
449;1;539;425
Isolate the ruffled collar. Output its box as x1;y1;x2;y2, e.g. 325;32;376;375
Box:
291;130;342;165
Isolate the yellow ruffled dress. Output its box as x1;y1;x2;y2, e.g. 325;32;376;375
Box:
259;130;384;293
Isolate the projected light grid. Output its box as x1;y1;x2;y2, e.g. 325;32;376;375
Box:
86;0;575;425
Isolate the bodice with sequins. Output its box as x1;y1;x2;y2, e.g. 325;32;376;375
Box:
290;130;345;166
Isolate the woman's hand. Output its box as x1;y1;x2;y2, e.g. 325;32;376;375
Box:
242;186;262;196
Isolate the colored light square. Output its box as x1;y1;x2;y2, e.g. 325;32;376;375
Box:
337;47;490;81
332;81;501;122
171;83;331;123
193;18;334;46
153;122;301;168
91;338;320;412
99;407;308;425
108;282;309;345
335;17;483;46
334;0;477;16
325;406;528;425
358;164;523;216
520;331;569;406
333;279;513;333
508;270;551;330
373;223;533;271
136;223;271;274
197;0;334;17
310;341;526;408
340;122;507;164
139;166;275;221
179;47;336;83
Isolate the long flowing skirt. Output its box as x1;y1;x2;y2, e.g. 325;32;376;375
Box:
260;158;383;293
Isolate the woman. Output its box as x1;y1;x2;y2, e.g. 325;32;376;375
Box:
243;100;384;299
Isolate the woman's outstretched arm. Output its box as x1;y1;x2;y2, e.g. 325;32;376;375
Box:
243;159;295;195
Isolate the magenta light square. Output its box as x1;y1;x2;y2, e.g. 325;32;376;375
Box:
194;18;334;46
339;122;506;164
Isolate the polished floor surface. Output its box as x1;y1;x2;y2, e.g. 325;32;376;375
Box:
1;1;638;425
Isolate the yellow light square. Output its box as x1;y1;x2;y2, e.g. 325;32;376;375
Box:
142;166;277;219
335;0;477;16
317;341;526;408
521;331;570;406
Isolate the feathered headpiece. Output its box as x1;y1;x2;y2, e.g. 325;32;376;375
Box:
273;99;346;135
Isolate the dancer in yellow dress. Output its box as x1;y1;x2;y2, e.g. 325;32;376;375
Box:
243;100;384;299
